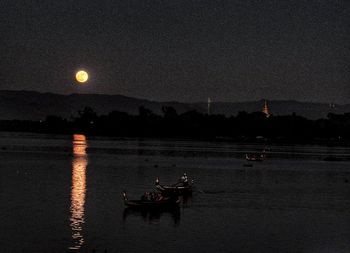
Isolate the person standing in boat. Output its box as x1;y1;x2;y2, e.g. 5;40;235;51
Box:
182;173;189;186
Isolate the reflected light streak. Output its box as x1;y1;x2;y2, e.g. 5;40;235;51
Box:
69;134;88;250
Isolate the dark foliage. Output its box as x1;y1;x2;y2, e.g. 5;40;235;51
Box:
0;106;350;144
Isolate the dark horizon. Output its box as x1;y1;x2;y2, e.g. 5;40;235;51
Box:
0;89;348;121
1;88;349;105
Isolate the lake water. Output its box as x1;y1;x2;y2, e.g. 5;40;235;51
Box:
1;132;350;253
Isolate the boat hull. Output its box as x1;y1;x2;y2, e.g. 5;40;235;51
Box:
155;184;193;195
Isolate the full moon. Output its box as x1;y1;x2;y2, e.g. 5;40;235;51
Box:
75;70;89;83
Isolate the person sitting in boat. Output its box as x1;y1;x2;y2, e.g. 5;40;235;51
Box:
155;192;164;201
153;192;158;201
141;192;149;201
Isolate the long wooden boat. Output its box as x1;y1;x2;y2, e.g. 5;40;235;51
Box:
155;178;193;195
245;153;265;162
122;191;180;209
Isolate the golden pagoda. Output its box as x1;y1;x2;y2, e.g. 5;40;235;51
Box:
262;100;270;118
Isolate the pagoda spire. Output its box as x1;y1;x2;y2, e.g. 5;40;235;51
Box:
262;100;270;118
207;97;211;115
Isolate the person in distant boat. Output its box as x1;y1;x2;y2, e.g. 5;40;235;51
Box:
151;192;156;201
182;173;189;186
141;192;148;201
156;193;163;201
180;173;185;182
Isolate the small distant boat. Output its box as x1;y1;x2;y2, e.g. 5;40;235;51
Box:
122;191;180;209
245;153;265;162
155;177;193;195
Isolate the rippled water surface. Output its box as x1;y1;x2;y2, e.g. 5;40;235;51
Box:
1;132;350;253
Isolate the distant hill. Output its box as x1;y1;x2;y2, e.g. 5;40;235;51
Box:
0;90;348;120
0;90;200;121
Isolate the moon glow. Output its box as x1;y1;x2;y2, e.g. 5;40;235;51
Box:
75;70;89;83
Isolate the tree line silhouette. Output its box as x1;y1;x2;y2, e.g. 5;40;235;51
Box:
1;106;350;144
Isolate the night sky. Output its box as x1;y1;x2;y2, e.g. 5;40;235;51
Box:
1;0;349;103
